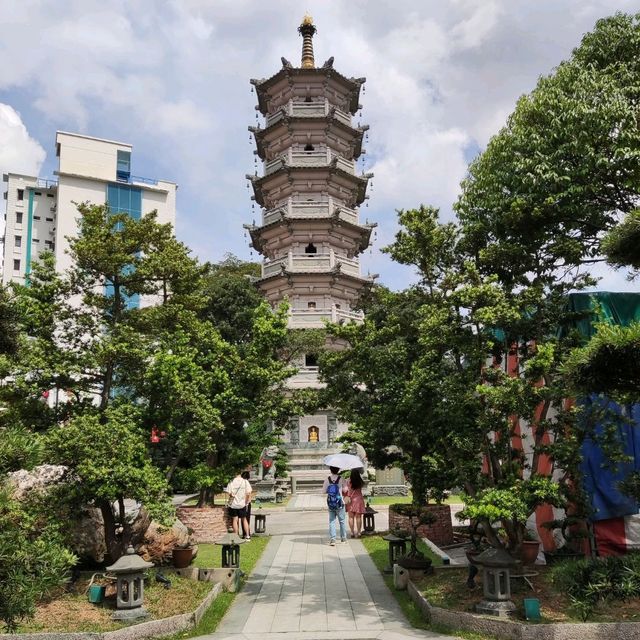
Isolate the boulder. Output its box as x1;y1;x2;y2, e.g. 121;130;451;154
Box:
7;464;69;499
137;519;191;565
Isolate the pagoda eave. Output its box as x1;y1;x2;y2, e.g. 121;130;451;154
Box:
251;68;365;114
247;165;372;207
251;116;366;160
245;218;374;255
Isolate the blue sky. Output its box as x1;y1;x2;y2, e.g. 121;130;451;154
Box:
1;0;638;291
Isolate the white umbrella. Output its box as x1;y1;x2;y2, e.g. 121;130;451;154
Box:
323;453;364;471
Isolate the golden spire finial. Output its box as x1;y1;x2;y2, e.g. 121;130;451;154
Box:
298;15;317;69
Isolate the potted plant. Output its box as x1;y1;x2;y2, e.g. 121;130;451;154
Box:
519;528;541;566
172;540;194;568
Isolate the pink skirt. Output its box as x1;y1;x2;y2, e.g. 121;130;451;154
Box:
346;489;366;514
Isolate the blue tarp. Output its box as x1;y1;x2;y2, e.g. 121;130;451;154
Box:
580;398;640;521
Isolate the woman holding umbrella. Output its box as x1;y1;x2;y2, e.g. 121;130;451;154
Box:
343;469;366;538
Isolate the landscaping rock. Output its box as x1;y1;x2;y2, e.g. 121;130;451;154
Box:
137;519;190;565
6;464;69;499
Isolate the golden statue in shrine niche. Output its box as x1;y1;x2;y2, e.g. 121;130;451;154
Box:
308;426;319;442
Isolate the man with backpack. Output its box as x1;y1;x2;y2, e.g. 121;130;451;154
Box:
322;466;347;546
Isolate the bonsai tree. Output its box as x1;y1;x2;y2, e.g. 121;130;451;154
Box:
392;503;436;564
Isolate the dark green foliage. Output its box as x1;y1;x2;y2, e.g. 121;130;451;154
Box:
0;285;19;357
564;321;640;402
551;553;640;620
0;484;76;631
602;210;640;275
0;426;43;474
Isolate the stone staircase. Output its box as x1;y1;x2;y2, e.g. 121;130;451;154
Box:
284;445;340;494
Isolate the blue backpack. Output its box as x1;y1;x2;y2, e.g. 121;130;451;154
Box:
326;476;343;510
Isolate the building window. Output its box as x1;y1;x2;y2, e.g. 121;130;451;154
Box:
46;217;54;222
17;189;24;201
304;143;315;151
117;150;131;182
15;212;23;224
305;353;318;368
32;238;39;243
305;242;317;254
14;235;21;248
46;193;54;198
34;191;41;196
33;216;40;220
13;259;20;271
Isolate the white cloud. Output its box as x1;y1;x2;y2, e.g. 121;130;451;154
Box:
0;0;637;292
0;104;46;177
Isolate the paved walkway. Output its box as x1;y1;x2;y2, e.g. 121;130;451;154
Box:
200;531;460;640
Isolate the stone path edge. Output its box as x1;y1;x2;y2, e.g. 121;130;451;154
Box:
0;582;223;640
407;579;640;640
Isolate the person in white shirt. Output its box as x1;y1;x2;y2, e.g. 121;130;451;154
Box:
224;472;252;540
322;466;347;545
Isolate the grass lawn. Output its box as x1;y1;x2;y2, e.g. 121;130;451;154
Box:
16;572;211;633
368;493;465;506
172;536;270;638
360;535;494;640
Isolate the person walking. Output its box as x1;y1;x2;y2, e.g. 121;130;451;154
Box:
343;469;366;538
322;466;346;546
224;471;252;541
241;470;253;539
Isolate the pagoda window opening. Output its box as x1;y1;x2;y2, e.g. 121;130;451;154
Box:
308;301;317;309
304;96;313;103
305;242;317;254
305;353;318;368
304;143;315;152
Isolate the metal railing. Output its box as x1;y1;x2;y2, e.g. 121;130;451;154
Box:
288;307;364;328
35;178;58;189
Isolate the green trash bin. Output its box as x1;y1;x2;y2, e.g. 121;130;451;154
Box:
88;584;106;604
523;597;541;620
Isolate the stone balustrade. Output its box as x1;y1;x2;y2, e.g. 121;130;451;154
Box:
264;148;355;175
261;250;361;278
265;100;352;127
288;307;364;328
262;199;359;226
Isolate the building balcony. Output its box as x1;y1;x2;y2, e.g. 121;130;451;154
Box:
261;250;361;279
262;198;359;226
265;100;352;128
264;148;355;176
288;306;364;328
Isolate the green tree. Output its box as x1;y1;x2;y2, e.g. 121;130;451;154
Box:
45;403;172;562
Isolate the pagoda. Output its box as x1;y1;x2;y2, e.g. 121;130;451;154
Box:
245;16;375;490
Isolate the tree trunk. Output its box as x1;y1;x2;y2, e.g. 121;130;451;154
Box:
99;498;123;563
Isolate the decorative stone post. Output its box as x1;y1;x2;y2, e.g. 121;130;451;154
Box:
474;547;518;617
382;533;407;574
106;545;154;621
216;533;245;568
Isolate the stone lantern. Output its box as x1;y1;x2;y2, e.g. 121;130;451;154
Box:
363;504;378;534
106;545;154;621
473;547;518;617
216;532;245;568
382;533;407;574
254;511;269;535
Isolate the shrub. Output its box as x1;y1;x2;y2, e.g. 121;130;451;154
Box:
550;552;640;620
0;483;76;631
0;425;43;474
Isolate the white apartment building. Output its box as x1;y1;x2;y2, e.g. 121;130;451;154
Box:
2;132;177;307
